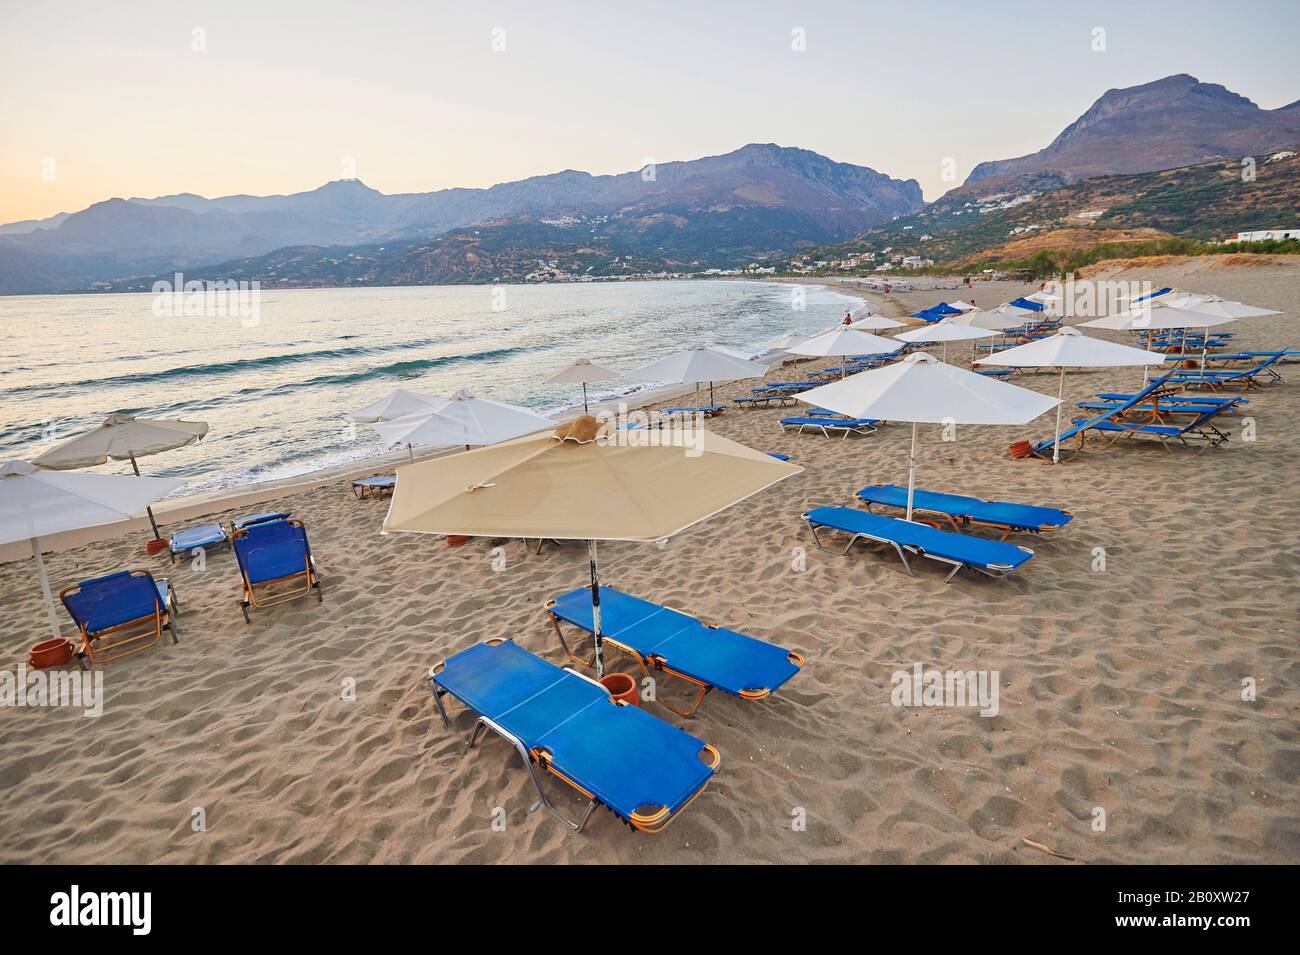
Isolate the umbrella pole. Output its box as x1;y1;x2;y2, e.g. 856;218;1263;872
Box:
588;539;604;678
1053;367;1065;464
709;381;715;407
129;452;163;540
31;537;61;638
906;422;918;522
582;382;589;415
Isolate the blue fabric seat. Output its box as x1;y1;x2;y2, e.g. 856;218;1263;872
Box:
231;518;321;622
855;484;1072;538
802;506;1033;582
1026;367;1179;458
232;511;290;530
780;416;878;437
352;475;396;500
169;522;228;560
429;639;718;832
546;586;803;717
60;569;179;663
1168;351;1288;389
1073;406;1231;453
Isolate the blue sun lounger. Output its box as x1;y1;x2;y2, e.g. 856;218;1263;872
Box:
545;586;804;717
428;639;719;832
781;416;878;437
802;506;1034;582
231;518;321;622
1076;395;1247;419
1168;351;1288;390
1017;367;1179;460
351;475;395;500
168;522;229;562
855;484;1072;540
733;393;797;408
60;569;180;664
232;511;290;530
661;406;725;417
1071;405;1231;453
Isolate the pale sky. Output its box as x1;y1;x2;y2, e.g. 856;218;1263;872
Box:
2;0;1297;224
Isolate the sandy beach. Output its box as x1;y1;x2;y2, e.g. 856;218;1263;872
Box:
2;257;1297;865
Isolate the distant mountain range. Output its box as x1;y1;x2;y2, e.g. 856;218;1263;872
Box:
1;73;1295;294
0;144;923;293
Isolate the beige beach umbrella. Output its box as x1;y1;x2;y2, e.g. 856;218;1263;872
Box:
544;358;622;414
630;345;770;407
383;418;800;675
32;414;206;540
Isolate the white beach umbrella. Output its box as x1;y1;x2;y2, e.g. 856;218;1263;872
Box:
788;326;902;377
0;460;183;637
32;413;206;540
893;323;996;362
374;389;554;457
939;309;1029;331
976;327;1166;463
798;353;1058;519
947;300;978;312
544;358;622;414
346;388;444;423
1079;304;1237;333
761;330;813;351
850;314;907;331
630;345;770;406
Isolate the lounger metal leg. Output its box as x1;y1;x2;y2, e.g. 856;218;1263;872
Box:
549;614;597;667
428;676;451;729
469;716;597;832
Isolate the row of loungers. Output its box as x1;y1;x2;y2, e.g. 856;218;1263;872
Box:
430;585;806;831
802;484;1071;581
1013;356;1286;461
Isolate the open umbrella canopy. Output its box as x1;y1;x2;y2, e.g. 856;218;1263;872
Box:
544;358;622;385
947;300;978;312
374;389;553;450
894;323;997;344
383;421;800;542
938;309;1028;331
346;388;444;423
975;327;1166;368
850;314;907;331
799;352;1058;424
798;353;1058;518
1175;296;1281;319
630;344;769;386
976;327;1165;464
32;413;207;470
760;330;813;351
383;418;799;677
788;326;901;358
1078;304;1236;332
1;460;183;637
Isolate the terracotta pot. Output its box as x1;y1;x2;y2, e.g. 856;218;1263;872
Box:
445;535;470;546
600;672;639;707
1007;440;1033;459
145;538;169;556
28;638;74;669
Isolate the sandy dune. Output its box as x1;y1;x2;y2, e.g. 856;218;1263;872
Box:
2;257;1297;864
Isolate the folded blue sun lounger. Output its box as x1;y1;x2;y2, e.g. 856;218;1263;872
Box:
351;475;396;500
428;639;719;832
168;522;229;562
60;569;180;664
231;518;321;622
855;484;1072;539
546;586;804;717
732;394;796;408
780;416;878;437
802;506;1034;582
